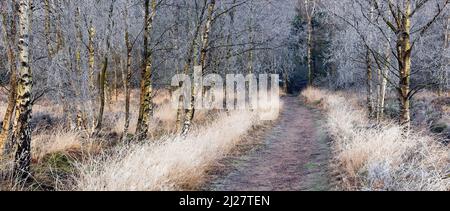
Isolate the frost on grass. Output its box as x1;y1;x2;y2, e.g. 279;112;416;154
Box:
302;87;450;191
75;98;280;191
32;131;83;162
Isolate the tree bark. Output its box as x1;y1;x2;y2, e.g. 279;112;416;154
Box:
306;15;313;86
136;0;157;140
366;49;374;118
0;1;18;156
74;6;86;130
114;54;119;102
304;0;315;87
123;32;132;137
181;0;216;136
86;20;97;133
123;0;132;140
12;0;33;178
283;69;289;93
377;41;389;122
0;72;17;156
225;0;236;75
397;2;412;131
247;3;254;75
94;1;114;134
87;21;96;95
439;16;449;96
43;0;54;57
95;58;108;132
175;34;198;133
175;0;208;132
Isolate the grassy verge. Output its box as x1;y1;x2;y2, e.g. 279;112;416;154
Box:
302;87;450;191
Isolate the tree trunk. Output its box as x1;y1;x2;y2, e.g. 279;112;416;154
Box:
366;49;374;118
95;58;108;132
0;74;17;156
225;0;236;74
181;0;216;136
377;41;390;122
306;15;313;86
114;55;119;102
86;20;97;132
175;1;206;132
94;1;114;134
123;52;132;138
303;0;316;87
12;0;33;178
283;69;289;94
43;0;54;57
136;0;157;140
247;3;254;75
0;2;18;156
175;37;197;133
123;0;132;139
376;65;381;119
397;2;412;131
123;47;132;139
88;21;96;94
439;16;449;96
55;5;63;53
74;6;86;130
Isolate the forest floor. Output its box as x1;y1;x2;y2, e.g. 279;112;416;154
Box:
203;96;331;191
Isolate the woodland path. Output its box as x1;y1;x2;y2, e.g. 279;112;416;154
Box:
206;96;330;191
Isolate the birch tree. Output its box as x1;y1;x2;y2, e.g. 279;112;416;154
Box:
439;15;449;96
174;0;208;133
94;1;115;133
11;0;33;178
135;0;158;140
181;0;216;136
0;0;18;156
122;0;132;139
327;0;449;131
371;0;449;130
301;0;317;86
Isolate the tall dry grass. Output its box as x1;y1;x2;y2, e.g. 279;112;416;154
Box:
302;87;450;191
0;88;281;190
32;130;84;162
108;89;213;137
74;96;281;191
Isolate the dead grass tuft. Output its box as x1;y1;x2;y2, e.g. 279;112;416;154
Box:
32;130;83;162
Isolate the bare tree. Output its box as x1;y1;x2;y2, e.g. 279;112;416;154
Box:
136;0;158;140
181;0;216;136
11;0;33;178
327;0;449;131
0;0;18;156
300;0;317;86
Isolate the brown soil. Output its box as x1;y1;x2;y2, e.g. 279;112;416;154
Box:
205;96;330;191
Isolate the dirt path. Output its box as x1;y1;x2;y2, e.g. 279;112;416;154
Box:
207;96;330;191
